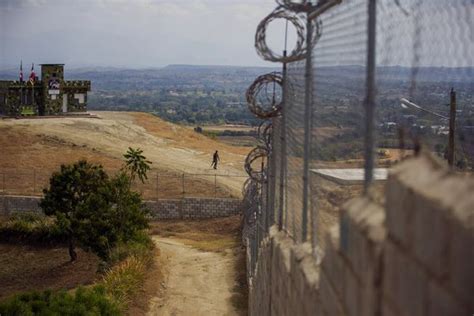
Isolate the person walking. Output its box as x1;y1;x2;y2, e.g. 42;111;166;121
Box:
211;150;220;170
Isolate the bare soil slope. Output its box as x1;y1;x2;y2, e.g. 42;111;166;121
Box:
0;112;248;197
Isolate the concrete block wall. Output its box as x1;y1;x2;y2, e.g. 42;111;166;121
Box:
249;227;321;316
0;195;241;220
382;155;474;316
248;154;473;316
146;197;242;219
0;195;41;215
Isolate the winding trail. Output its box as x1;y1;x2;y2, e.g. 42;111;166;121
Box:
147;237;240;316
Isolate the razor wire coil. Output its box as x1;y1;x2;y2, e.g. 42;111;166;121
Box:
255;7;322;63
257;120;273;150
245;146;269;183
246;72;283;119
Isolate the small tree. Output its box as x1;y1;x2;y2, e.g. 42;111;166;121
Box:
41;160;149;261
123;147;152;184
40;160;109;261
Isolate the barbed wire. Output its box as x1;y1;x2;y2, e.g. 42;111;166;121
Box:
255;6;322;63
244;146;268;183
257;119;273;150
246;72;283;119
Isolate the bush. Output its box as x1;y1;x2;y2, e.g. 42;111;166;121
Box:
0;213;66;244
0;286;121;316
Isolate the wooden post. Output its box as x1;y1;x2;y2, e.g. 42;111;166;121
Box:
182;173;185;197
214;174;217;198
448;88;456;167
156;174;159;200
33;169;36;194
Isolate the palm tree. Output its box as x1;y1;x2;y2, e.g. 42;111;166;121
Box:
123;147;152;184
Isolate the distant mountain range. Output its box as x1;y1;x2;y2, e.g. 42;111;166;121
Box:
1;65;471;94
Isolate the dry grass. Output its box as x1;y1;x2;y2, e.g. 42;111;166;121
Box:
149;216;242;252
126;247;163;316
0;112;247;198
102;256;148;310
0;125;123;173
131;113;250;158
201;125;256;133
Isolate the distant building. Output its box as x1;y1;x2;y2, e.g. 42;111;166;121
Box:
0;64;91;116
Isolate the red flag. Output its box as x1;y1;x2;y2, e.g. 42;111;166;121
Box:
19;61;24;82
29;63;35;84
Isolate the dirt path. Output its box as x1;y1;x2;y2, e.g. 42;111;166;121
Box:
148;237;240;316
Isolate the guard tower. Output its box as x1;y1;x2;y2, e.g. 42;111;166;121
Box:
41;64;65;114
0;63;91;116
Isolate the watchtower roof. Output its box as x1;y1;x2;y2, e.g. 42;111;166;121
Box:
40;64;65;66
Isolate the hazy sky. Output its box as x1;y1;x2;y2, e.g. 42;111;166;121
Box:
1;0;472;69
0;0;282;68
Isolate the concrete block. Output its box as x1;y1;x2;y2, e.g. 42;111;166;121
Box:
385;174;416;248
381;299;399;316
359;283;377;316
449;223;474;310
320;271;346;316
383;240;428;316
412;195;450;278
343;264;360;316
427;280;468;316
341;197;385;290
322;226;345;299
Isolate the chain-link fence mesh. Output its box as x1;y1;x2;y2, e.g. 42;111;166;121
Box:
310;0;368;250
376;0;473;170
243;0;472;277
0;169;244;200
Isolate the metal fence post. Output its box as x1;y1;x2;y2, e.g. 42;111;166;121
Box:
279;53;288;232
301;14;314;242
364;0;377;191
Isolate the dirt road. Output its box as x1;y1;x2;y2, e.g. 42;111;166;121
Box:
148;237;240;316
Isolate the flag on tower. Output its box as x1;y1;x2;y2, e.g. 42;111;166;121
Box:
29;63;36;84
19;61;24;82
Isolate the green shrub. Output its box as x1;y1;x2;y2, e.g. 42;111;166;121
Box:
0;213;66;244
107;230;154;266
0;286;121;316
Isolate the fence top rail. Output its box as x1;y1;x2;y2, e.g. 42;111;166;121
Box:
0;169;248;178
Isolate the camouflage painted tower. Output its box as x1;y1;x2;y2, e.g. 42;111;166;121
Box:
0;63;91;116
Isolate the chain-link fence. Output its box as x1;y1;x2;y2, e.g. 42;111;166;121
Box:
243;0;473;277
0;169;245;200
